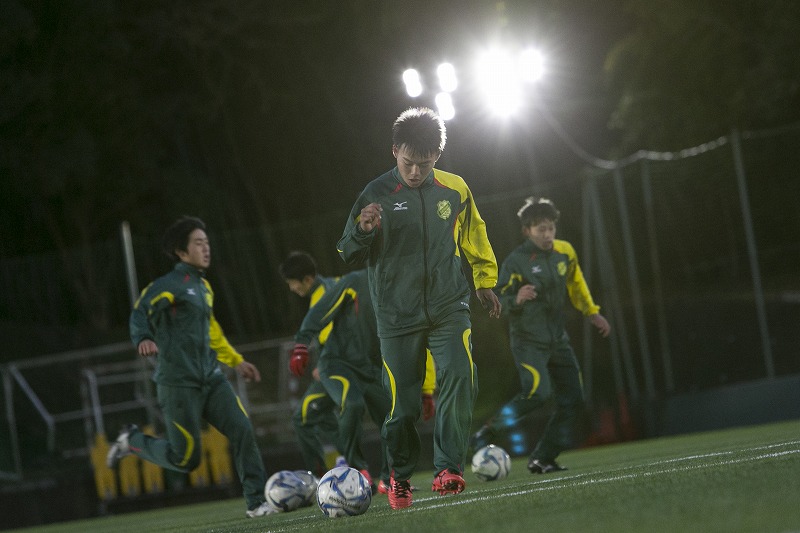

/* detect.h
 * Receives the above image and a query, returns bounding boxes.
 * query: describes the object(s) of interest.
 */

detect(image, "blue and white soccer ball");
[265,470,308,512]
[471,444,511,481]
[316,466,372,517]
[292,470,320,507]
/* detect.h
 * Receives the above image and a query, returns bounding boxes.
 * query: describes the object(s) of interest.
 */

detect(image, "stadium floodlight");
[437,62,458,93]
[519,48,544,83]
[475,48,523,117]
[435,92,455,121]
[403,68,423,97]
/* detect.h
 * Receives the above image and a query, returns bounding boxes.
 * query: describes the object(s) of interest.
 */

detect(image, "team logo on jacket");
[436,200,452,220]
[557,261,567,276]
[393,201,408,211]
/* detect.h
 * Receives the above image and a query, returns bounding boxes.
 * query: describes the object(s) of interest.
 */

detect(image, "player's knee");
[525,380,553,403]
[168,446,202,471]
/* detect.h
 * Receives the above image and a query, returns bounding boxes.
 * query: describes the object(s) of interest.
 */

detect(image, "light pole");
[399,47,545,121]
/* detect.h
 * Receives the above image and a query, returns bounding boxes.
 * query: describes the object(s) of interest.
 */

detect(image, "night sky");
[2,0,799,354]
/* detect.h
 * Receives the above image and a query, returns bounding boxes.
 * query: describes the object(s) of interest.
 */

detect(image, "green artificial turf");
[14,419,800,533]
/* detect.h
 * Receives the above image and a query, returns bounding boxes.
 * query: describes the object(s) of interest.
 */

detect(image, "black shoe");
[527,458,567,474]
[470,425,495,453]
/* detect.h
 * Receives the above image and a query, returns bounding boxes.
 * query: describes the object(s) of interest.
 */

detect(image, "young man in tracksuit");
[338,107,502,509]
[289,269,388,491]
[471,197,610,473]
[279,251,341,478]
[108,216,274,518]
[288,269,439,494]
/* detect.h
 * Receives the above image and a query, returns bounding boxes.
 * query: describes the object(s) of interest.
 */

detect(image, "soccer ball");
[292,470,320,507]
[316,466,372,517]
[265,470,308,512]
[471,444,511,481]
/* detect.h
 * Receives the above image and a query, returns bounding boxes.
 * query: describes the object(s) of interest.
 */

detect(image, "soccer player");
[108,216,275,518]
[279,251,342,477]
[471,197,611,473]
[288,268,390,491]
[338,107,501,509]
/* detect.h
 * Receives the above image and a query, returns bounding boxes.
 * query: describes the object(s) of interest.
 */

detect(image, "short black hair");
[392,107,446,157]
[279,251,317,281]
[162,216,206,261]
[517,197,560,227]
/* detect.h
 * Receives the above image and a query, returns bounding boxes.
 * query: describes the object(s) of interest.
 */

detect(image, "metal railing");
[1,337,296,480]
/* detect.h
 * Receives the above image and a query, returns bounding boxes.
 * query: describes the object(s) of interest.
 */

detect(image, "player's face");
[523,219,556,251]
[393,144,439,188]
[177,228,211,270]
[287,275,315,297]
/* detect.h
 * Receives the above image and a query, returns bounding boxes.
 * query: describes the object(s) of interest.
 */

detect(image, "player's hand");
[359,203,382,233]
[289,344,310,377]
[590,314,611,338]
[422,393,436,421]
[515,284,537,305]
[236,360,262,383]
[476,288,502,318]
[138,339,159,357]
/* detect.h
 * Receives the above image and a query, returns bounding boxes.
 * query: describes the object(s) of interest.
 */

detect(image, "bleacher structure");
[0,337,306,502]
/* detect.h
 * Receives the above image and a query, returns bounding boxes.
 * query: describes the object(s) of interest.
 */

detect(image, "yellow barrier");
[205,426,233,485]
[92,425,233,499]
[89,434,117,500]
[140,426,164,494]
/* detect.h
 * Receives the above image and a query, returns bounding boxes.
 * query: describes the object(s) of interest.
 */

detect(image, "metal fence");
[0,337,302,480]
[573,125,800,434]
[2,123,799,480]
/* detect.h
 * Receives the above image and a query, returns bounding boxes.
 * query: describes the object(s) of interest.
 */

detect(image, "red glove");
[289,344,309,377]
[422,393,435,421]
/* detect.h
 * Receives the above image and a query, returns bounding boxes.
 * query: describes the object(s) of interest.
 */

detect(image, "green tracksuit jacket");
[495,238,600,344]
[337,167,498,337]
[130,262,244,385]
[295,270,381,380]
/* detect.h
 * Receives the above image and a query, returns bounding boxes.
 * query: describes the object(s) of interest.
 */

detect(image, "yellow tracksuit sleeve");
[434,169,499,290]
[556,240,601,316]
[210,314,244,368]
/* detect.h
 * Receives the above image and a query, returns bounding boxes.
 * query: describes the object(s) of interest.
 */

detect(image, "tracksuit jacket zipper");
[419,188,432,324]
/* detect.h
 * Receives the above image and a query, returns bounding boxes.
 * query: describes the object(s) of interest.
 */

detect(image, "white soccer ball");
[316,466,372,518]
[471,444,511,481]
[265,470,308,512]
[292,470,320,507]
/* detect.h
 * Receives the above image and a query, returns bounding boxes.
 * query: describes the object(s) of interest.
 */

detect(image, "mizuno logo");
[531,266,542,274]
[187,288,196,296]
[393,202,408,211]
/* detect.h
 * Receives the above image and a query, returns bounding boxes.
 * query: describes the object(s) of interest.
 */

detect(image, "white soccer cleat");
[246,501,280,518]
[106,424,137,468]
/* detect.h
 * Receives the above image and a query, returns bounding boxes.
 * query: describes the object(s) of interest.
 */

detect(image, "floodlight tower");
[474,46,544,117]
[401,62,459,120]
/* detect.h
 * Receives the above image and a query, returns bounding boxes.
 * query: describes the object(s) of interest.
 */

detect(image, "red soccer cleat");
[431,469,465,495]
[388,475,413,509]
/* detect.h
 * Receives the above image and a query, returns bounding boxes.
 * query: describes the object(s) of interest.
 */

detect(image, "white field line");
[252,439,800,531]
